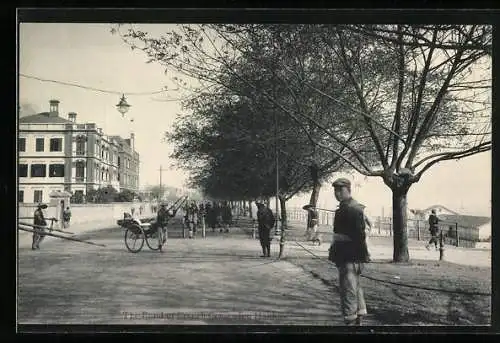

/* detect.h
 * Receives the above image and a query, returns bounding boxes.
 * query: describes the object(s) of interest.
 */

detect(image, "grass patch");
[286,255,490,325]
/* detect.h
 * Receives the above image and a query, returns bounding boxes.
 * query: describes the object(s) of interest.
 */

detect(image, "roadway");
[17,225,340,325]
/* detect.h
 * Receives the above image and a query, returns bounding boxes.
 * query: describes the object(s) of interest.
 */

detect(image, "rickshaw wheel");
[124,225,145,253]
[144,226,162,251]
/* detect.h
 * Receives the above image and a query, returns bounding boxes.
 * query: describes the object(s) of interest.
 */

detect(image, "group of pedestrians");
[203,201,233,234]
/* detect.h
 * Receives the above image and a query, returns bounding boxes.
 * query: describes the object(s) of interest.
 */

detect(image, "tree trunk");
[307,163,321,228]
[248,200,253,219]
[278,196,287,258]
[392,187,410,262]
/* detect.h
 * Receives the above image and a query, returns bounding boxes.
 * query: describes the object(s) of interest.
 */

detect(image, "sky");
[18,23,492,217]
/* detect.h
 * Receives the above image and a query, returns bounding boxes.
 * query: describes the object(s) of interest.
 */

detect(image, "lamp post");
[116,94,131,117]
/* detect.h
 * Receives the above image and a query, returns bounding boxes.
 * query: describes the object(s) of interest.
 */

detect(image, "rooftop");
[439,214,491,229]
[19,112,73,124]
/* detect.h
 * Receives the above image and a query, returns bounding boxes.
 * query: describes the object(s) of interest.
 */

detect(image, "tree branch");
[414,141,491,180]
[389,25,405,170]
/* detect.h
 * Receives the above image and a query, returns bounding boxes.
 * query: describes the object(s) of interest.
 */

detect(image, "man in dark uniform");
[328,178,368,325]
[426,209,440,250]
[256,201,275,258]
[32,203,48,250]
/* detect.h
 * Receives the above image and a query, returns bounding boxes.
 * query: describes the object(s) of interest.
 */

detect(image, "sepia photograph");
[16,11,492,330]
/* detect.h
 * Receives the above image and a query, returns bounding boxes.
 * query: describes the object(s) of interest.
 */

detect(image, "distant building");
[109,135,140,194]
[409,205,460,220]
[409,204,490,241]
[438,214,491,241]
[18,99,140,204]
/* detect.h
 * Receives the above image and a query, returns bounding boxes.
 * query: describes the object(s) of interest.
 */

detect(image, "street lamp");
[116,94,131,116]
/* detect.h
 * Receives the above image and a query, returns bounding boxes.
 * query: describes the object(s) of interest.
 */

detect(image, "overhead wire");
[19,73,168,96]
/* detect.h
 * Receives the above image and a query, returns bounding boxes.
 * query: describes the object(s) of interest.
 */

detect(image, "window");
[50,138,63,152]
[49,164,65,177]
[18,138,26,152]
[31,164,46,177]
[18,164,28,177]
[76,139,85,155]
[18,190,24,203]
[118,156,121,167]
[35,138,44,152]
[75,162,85,181]
[34,190,43,203]
[117,173,120,182]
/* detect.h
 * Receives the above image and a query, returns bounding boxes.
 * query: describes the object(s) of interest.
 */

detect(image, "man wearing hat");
[303,204,321,245]
[32,203,48,250]
[256,201,275,258]
[156,202,176,249]
[426,209,440,250]
[329,178,368,325]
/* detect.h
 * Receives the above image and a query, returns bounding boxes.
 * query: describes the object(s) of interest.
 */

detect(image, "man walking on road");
[256,201,275,258]
[426,209,440,251]
[329,178,368,326]
[62,206,72,229]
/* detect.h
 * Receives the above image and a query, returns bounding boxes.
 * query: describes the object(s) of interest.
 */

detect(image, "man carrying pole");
[32,203,48,250]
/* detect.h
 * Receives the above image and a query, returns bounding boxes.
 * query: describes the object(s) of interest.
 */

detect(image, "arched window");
[75,135,86,155]
[75,160,85,182]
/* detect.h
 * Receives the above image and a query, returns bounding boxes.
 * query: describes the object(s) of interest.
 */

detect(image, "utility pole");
[158,165,168,201]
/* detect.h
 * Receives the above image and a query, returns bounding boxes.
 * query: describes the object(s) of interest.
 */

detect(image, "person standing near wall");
[62,206,72,229]
[328,178,368,326]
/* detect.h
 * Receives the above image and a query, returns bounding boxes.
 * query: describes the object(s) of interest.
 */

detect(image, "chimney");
[68,112,77,123]
[130,133,135,151]
[49,99,60,117]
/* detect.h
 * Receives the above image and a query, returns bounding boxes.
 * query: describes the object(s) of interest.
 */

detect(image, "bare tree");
[114,24,491,262]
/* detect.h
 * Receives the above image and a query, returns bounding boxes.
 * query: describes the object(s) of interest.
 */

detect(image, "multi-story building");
[109,134,140,194]
[18,99,140,203]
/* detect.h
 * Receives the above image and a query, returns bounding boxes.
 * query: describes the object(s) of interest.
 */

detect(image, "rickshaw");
[118,215,165,253]
[118,196,188,253]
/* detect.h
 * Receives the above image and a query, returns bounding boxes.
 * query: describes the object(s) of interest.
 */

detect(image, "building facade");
[18,99,140,204]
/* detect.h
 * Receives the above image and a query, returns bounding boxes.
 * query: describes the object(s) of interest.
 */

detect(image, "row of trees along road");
[113,24,491,262]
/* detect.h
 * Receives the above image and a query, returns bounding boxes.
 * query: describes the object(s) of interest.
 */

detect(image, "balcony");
[73,177,86,183]
[75,150,86,156]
